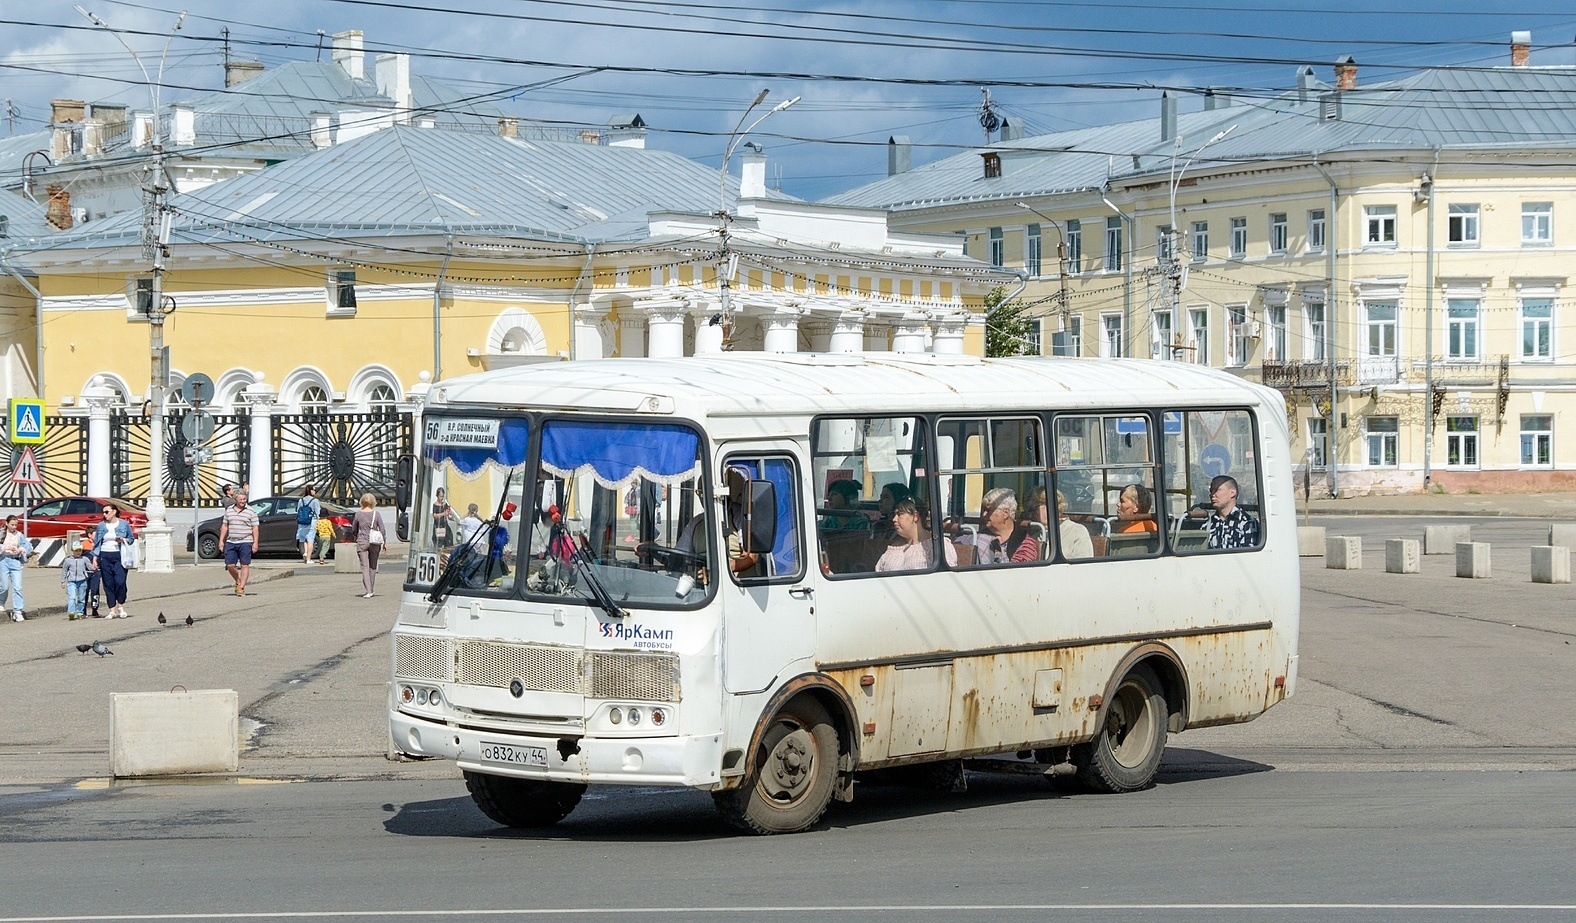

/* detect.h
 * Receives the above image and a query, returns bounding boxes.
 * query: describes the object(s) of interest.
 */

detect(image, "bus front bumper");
[391,711,725,788]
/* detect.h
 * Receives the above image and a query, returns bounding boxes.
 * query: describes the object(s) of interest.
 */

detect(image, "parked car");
[186,496,356,560]
[9,496,149,540]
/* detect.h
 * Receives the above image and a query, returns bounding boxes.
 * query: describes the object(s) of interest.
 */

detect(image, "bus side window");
[937,416,1047,568]
[1053,413,1161,560]
[723,456,804,583]
[811,416,928,576]
[1165,409,1264,553]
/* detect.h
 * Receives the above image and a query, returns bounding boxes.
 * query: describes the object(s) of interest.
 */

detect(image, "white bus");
[389,354,1299,834]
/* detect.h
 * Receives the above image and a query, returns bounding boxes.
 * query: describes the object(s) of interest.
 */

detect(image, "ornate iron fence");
[272,411,412,505]
[110,411,251,507]
[0,415,88,507]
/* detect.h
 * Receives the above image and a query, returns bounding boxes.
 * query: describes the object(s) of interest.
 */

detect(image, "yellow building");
[830,47,1576,495]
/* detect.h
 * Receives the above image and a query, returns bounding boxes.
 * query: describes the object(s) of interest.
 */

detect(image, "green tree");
[984,285,1034,358]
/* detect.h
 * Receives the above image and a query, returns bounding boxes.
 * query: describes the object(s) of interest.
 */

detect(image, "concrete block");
[1325,535,1361,569]
[110,689,238,777]
[1455,542,1491,579]
[1531,545,1571,585]
[1425,523,1471,555]
[1297,526,1327,557]
[334,542,360,574]
[1385,539,1420,574]
[1549,524,1576,553]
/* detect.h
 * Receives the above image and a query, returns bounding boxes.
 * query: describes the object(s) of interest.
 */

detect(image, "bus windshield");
[524,420,709,608]
[408,415,531,596]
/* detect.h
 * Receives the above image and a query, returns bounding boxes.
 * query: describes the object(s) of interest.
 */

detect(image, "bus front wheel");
[464,771,585,828]
[1071,664,1168,793]
[713,697,839,835]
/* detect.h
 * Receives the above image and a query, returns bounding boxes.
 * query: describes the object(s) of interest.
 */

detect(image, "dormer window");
[982,152,1001,179]
[327,268,357,316]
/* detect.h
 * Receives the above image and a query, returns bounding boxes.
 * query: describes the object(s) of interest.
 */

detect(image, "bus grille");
[449,640,679,702]
[586,651,681,702]
[394,634,453,682]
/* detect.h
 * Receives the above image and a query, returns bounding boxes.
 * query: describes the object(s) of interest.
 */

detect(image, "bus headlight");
[416,689,429,706]
[650,708,666,727]
[626,707,642,726]
[608,707,623,725]
[399,685,414,705]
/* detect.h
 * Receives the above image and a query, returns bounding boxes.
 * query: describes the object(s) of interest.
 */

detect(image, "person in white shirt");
[0,515,34,621]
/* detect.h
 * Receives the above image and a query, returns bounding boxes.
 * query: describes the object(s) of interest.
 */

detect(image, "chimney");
[132,110,154,149]
[1334,55,1357,91]
[91,103,127,132]
[225,59,265,87]
[1160,91,1178,143]
[81,118,103,156]
[1296,65,1316,103]
[739,144,767,199]
[50,99,86,125]
[170,102,196,146]
[332,30,364,80]
[888,135,912,176]
[999,119,1021,142]
[310,111,332,149]
[45,184,73,230]
[374,53,412,121]
[605,113,647,149]
[498,117,519,138]
[1511,31,1531,66]
[1203,88,1232,111]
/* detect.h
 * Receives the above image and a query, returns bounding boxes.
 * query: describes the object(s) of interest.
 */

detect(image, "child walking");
[60,542,91,620]
[314,514,335,564]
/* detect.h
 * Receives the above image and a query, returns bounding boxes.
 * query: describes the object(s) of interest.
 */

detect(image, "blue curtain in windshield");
[540,421,701,488]
[422,417,530,477]
[761,457,800,576]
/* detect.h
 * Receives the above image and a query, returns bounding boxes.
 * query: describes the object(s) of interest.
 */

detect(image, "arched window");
[300,386,329,415]
[368,383,398,416]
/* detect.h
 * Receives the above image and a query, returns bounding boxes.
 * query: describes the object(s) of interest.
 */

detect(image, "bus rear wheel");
[713,697,839,835]
[464,771,585,828]
[1071,664,1168,793]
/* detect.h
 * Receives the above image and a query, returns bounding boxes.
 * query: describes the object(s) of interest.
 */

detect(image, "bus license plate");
[479,741,548,768]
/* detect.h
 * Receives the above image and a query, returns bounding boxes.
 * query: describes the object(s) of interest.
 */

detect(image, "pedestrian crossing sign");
[7,399,45,445]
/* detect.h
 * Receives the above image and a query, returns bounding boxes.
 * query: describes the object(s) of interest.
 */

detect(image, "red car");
[10,496,149,540]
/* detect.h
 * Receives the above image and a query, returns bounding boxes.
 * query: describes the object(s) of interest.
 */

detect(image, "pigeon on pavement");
[157,613,167,625]
[75,643,92,654]
[185,614,194,627]
[91,640,113,657]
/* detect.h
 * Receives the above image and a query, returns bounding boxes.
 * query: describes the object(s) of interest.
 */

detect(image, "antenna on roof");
[315,29,326,61]
[221,26,230,67]
[979,87,1001,143]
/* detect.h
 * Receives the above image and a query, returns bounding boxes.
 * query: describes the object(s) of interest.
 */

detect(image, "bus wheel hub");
[766,729,814,799]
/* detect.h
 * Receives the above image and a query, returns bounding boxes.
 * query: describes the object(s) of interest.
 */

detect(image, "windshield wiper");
[557,524,627,620]
[428,470,516,604]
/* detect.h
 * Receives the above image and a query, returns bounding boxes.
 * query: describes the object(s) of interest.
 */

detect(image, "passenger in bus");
[818,479,866,532]
[1204,475,1261,549]
[1113,484,1159,534]
[958,487,1038,564]
[875,498,956,572]
[872,482,913,539]
[1055,490,1096,560]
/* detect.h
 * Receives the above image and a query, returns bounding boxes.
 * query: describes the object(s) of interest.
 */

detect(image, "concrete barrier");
[1425,524,1471,555]
[1455,542,1491,579]
[1326,536,1361,569]
[1550,524,1576,553]
[334,542,360,574]
[1297,526,1327,557]
[1531,545,1571,585]
[1385,539,1420,574]
[110,688,238,777]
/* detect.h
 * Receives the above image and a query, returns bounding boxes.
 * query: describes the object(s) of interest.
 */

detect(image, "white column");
[828,311,867,354]
[642,297,689,359]
[803,319,833,353]
[618,314,647,358]
[891,313,928,354]
[762,303,806,353]
[931,313,968,356]
[84,382,116,498]
[243,383,277,498]
[573,304,606,360]
[690,300,725,355]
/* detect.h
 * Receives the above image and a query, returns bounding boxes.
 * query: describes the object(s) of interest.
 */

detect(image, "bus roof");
[428,354,1278,419]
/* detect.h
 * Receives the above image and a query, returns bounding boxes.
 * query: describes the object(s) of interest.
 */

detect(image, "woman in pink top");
[875,499,957,573]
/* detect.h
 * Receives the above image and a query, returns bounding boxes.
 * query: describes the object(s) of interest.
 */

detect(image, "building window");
[300,385,330,415]
[1521,415,1553,467]
[1305,300,1326,360]
[368,383,399,415]
[1156,226,1174,262]
[1445,416,1478,468]
[1053,315,1082,357]
[1446,298,1480,360]
[133,277,154,315]
[327,268,358,315]
[1308,417,1328,468]
[1190,307,1209,365]
[1026,318,1043,355]
[1191,221,1208,262]
[1229,217,1247,258]
[1066,219,1081,275]
[1153,309,1174,359]
[982,152,1002,179]
[1307,209,1325,252]
[1269,213,1288,254]
[1100,313,1124,358]
[988,227,1004,267]
[1521,297,1553,361]
[1522,203,1552,246]
[1448,204,1479,247]
[1266,305,1287,361]
[1364,205,1397,247]
[1026,224,1042,278]
[1227,304,1251,366]
[1365,301,1398,357]
[1365,416,1399,467]
[1104,217,1123,272]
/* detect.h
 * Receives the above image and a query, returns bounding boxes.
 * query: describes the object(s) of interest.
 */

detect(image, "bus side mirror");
[396,510,410,543]
[745,480,777,555]
[394,454,415,510]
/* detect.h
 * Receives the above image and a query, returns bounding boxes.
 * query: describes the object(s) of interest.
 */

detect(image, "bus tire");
[463,771,585,828]
[1071,664,1168,793]
[713,696,839,835]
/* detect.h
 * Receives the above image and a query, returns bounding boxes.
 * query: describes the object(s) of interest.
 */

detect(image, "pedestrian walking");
[220,490,260,596]
[91,503,136,618]
[0,514,34,621]
[353,493,387,598]
[296,484,321,565]
[60,541,91,620]
[80,533,103,617]
[314,514,335,564]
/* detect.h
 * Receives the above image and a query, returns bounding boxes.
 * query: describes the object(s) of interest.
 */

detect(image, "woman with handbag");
[353,493,388,598]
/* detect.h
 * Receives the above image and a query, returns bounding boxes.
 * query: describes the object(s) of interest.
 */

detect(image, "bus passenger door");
[719,448,817,695]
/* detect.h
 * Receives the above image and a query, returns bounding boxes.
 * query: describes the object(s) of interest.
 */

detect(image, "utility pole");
[714,90,798,344]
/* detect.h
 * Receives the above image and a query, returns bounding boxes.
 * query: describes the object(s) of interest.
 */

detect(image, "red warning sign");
[10,446,42,485]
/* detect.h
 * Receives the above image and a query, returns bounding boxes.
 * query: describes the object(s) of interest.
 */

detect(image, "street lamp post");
[77,6,186,574]
[1165,124,1235,359]
[714,90,798,342]
[1015,202,1069,352]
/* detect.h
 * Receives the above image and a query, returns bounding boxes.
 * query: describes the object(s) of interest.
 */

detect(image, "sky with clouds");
[4,0,1576,200]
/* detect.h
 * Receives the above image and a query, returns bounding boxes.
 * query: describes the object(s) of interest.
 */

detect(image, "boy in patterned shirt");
[1205,475,1261,550]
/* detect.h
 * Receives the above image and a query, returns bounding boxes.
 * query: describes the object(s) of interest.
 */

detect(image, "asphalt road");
[1,514,1573,921]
